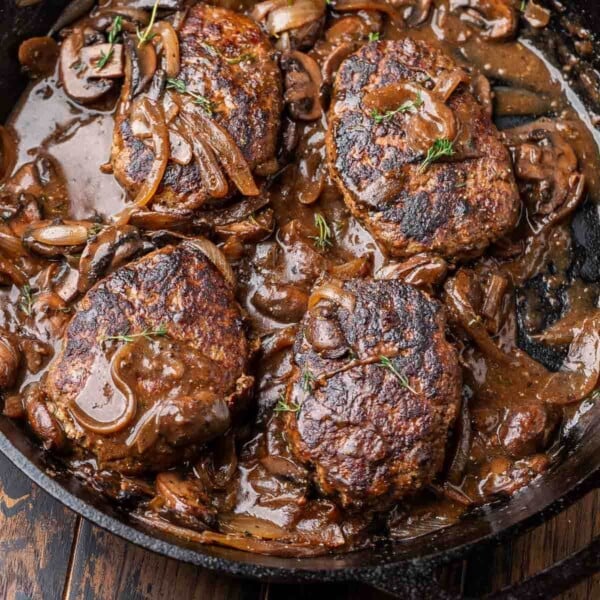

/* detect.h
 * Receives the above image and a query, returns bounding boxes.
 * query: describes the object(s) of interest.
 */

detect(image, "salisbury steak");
[43,242,253,473]
[112,3,282,214]
[283,279,461,508]
[326,38,520,258]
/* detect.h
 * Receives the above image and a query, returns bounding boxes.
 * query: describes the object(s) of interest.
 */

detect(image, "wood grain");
[0,452,597,599]
[63,518,263,600]
[0,451,78,600]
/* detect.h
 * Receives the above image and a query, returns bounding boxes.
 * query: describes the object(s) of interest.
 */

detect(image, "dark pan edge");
[1,427,598,585]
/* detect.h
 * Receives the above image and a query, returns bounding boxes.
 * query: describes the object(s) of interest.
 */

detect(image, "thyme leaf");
[202,43,256,65]
[368,32,380,42]
[137,0,160,47]
[310,213,333,251]
[274,394,301,413]
[165,77,214,114]
[371,92,423,124]
[102,323,168,344]
[378,355,416,393]
[19,284,34,316]
[302,369,316,392]
[418,138,455,173]
[96,15,123,71]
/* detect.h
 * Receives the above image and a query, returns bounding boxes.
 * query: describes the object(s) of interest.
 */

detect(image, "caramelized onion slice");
[308,282,356,312]
[183,238,236,288]
[263,0,326,35]
[0,126,16,181]
[538,318,600,405]
[70,344,138,435]
[183,109,259,197]
[364,82,457,151]
[334,0,404,26]
[152,21,180,78]
[112,98,169,225]
[177,113,229,199]
[132,513,329,557]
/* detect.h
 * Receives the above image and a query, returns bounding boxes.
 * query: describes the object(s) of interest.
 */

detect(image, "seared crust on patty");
[112,3,282,214]
[45,242,253,472]
[326,38,520,259]
[284,279,461,508]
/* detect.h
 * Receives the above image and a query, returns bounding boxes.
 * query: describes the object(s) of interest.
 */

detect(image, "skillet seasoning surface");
[1,0,600,556]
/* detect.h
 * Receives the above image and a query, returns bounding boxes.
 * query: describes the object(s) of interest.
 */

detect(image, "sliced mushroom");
[215,209,275,243]
[449,0,518,41]
[376,253,448,289]
[502,119,585,230]
[282,51,323,121]
[78,225,149,292]
[18,37,59,78]
[58,28,116,105]
[23,382,66,451]
[0,333,20,390]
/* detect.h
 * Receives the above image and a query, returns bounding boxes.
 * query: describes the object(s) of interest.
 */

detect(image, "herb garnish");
[370,92,423,124]
[97,16,123,71]
[302,369,316,392]
[274,395,301,413]
[19,284,34,316]
[102,324,168,344]
[418,138,455,173]
[378,355,416,393]
[311,213,333,251]
[520,0,527,12]
[202,43,255,65]
[165,78,214,114]
[88,223,103,238]
[368,32,380,42]
[137,0,160,47]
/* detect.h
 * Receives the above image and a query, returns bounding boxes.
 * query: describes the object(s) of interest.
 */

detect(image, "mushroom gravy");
[1,0,600,556]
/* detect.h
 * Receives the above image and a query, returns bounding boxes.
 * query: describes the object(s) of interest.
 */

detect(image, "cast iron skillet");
[0,1,599,597]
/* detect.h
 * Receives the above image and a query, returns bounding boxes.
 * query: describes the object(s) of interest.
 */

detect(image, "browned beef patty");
[283,278,461,508]
[112,3,282,214]
[326,38,520,259]
[45,242,253,473]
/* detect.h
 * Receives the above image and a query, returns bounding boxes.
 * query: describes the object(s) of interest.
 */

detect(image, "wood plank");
[0,451,77,599]
[463,488,600,598]
[64,518,264,600]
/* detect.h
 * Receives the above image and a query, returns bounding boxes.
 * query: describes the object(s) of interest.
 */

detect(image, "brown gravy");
[1,0,600,556]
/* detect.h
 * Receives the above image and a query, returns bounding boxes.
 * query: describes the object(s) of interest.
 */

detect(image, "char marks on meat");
[44,242,253,473]
[326,39,521,258]
[112,3,282,214]
[284,279,461,508]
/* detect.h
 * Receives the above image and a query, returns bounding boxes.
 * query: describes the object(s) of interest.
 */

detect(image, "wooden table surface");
[0,451,598,600]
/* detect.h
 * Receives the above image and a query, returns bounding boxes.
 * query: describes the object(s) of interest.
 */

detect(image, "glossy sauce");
[1,0,600,555]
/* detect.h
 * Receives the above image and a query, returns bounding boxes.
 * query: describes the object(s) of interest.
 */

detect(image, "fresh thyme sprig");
[371,92,423,124]
[520,0,527,12]
[165,78,214,114]
[418,138,455,173]
[137,0,160,47]
[19,284,34,316]
[368,32,380,42]
[96,15,123,71]
[302,369,316,392]
[378,355,416,393]
[274,394,301,413]
[202,43,256,65]
[102,324,168,344]
[311,213,333,251]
